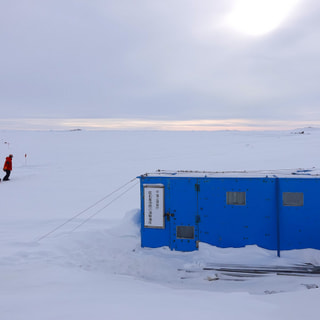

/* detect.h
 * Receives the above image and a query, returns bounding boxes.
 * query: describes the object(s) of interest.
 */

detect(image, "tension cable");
[37,177,138,242]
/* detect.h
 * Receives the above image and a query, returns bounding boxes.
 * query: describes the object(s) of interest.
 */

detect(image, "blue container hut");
[139,170,320,256]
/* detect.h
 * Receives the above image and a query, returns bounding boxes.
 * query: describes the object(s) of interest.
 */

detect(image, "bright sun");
[226,0,300,36]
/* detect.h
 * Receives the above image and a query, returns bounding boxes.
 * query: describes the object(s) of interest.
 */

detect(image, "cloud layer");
[1,0,320,122]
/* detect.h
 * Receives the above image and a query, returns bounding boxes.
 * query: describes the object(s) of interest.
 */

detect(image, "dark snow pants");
[3,170,11,181]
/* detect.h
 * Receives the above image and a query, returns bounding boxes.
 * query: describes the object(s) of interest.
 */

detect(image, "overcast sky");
[1,0,320,126]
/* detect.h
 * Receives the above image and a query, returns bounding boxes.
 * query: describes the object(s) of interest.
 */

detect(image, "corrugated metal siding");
[139,175,320,253]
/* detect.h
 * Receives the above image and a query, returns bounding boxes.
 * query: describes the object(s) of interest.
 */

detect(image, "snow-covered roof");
[140,168,320,178]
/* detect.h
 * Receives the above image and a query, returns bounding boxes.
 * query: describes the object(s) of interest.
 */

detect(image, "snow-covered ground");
[1,128,320,319]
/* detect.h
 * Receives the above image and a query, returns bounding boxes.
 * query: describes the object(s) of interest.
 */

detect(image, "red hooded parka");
[3,156,12,171]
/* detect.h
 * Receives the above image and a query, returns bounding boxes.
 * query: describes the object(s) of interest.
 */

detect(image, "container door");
[168,179,199,251]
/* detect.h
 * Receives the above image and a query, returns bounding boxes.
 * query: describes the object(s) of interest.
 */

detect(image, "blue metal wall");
[279,178,320,250]
[139,175,320,253]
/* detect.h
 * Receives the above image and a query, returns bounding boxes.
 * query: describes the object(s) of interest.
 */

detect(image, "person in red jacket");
[3,154,13,181]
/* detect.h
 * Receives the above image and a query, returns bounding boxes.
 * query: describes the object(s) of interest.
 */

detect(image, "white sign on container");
[144,184,164,228]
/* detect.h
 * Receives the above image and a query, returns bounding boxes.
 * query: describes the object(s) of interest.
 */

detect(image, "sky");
[1,0,320,129]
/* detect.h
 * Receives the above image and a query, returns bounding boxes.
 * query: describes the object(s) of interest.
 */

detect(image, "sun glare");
[226,0,299,36]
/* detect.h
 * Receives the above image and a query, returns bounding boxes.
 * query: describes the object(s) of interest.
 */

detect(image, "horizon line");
[0,118,319,131]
